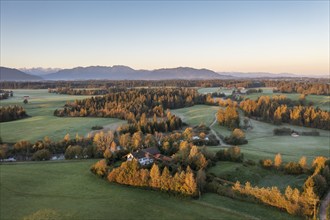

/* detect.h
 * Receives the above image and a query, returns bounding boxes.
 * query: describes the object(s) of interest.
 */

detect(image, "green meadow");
[171,105,219,127]
[173,105,329,163]
[0,160,300,220]
[208,161,307,191]
[0,90,124,143]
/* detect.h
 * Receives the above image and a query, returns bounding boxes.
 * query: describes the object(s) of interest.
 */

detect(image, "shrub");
[224,129,248,145]
[90,159,108,177]
[260,159,273,169]
[273,127,292,135]
[284,162,303,175]
[31,149,51,161]
[301,131,320,136]
[92,125,103,130]
[216,146,244,162]
[65,145,83,159]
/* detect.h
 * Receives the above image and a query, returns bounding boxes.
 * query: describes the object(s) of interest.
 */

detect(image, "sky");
[0,1,329,75]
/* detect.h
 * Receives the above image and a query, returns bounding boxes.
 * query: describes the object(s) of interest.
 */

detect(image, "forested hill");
[0,67,42,81]
[44,66,230,80]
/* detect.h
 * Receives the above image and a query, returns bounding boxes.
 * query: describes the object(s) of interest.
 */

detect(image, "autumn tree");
[150,163,161,188]
[274,153,282,169]
[299,156,308,170]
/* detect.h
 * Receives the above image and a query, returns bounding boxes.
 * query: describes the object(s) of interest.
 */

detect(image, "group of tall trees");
[54,88,206,120]
[0,105,28,122]
[269,81,329,95]
[107,161,199,196]
[216,106,240,130]
[240,95,330,130]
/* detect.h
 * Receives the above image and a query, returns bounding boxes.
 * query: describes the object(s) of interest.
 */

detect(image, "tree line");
[54,88,206,120]
[0,105,28,122]
[48,87,127,96]
[240,95,330,130]
[1,79,327,95]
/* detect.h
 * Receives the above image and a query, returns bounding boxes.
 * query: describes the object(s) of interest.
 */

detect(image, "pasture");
[171,105,219,127]
[211,117,330,163]
[0,160,300,220]
[170,104,329,163]
[0,90,125,143]
[208,161,307,191]
[198,87,330,111]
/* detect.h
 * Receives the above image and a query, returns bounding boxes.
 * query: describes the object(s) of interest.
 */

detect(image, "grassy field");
[211,117,329,163]
[0,160,300,220]
[0,90,125,143]
[171,105,219,127]
[208,161,307,191]
[170,104,329,163]
[198,87,330,111]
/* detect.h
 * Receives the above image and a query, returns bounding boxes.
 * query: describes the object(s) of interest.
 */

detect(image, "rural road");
[210,113,230,147]
[320,190,330,220]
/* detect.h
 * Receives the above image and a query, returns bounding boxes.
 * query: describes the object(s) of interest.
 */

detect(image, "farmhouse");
[192,136,200,140]
[126,147,160,165]
[126,147,171,165]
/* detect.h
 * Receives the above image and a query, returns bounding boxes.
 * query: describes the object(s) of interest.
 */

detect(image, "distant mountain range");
[44,66,229,80]
[0,67,42,81]
[19,67,62,76]
[0,65,327,81]
[1,66,231,81]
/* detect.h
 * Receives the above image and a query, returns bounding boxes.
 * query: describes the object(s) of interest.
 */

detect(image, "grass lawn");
[0,160,300,220]
[0,90,125,143]
[208,161,307,191]
[171,105,219,127]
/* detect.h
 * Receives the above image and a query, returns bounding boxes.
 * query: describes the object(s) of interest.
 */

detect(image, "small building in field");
[291,133,299,137]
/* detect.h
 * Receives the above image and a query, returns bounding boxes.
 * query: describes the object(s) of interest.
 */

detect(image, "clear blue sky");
[1,1,329,75]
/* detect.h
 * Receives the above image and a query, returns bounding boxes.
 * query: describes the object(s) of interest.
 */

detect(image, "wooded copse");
[240,95,330,130]
[0,105,28,122]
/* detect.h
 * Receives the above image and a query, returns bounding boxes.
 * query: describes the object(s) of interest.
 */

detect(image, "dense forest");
[54,88,206,119]
[240,95,330,130]
[0,105,28,122]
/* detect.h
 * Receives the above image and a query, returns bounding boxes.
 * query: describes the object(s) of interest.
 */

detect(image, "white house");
[126,147,160,166]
